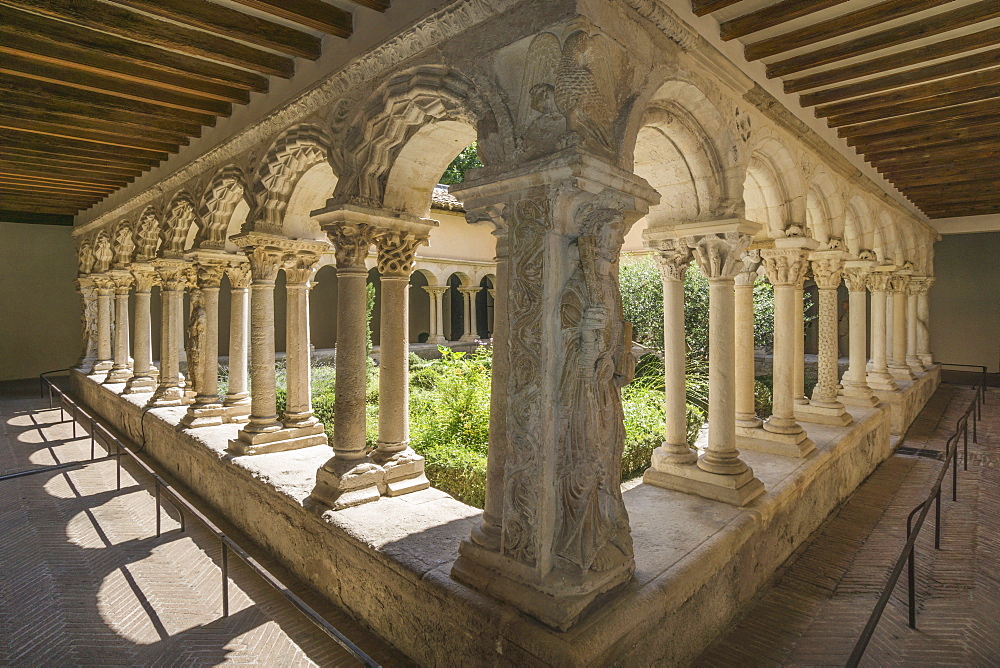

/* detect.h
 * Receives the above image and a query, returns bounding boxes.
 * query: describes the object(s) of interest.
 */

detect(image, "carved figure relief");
[734,106,752,143]
[185,287,207,396]
[554,202,634,574]
[518,30,633,160]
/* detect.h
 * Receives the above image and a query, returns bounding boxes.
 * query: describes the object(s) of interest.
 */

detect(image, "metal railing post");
[155,481,162,538]
[953,439,958,502]
[222,542,230,618]
[934,490,941,550]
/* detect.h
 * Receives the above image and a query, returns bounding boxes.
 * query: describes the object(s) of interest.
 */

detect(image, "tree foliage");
[439,143,483,185]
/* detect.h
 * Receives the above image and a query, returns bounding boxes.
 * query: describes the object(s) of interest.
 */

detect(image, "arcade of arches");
[53,1,968,664]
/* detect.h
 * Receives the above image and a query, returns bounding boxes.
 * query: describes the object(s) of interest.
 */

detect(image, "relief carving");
[375,231,425,277]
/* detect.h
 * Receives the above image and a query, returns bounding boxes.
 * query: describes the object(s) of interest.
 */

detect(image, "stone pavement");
[696,383,1000,666]
[0,382,409,667]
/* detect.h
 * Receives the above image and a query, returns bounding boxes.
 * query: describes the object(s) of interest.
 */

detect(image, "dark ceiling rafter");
[697,0,1000,219]
[0,0,383,219]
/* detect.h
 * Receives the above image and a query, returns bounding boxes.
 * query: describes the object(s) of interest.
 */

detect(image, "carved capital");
[195,262,226,290]
[283,252,321,285]
[843,267,869,293]
[866,272,892,293]
[809,252,845,290]
[245,246,290,283]
[92,274,115,295]
[152,260,190,292]
[888,274,910,293]
[225,262,252,289]
[131,265,159,293]
[375,230,425,277]
[326,223,374,268]
[734,249,761,286]
[109,271,134,294]
[649,239,691,282]
[687,231,753,280]
[423,286,449,297]
[760,248,809,287]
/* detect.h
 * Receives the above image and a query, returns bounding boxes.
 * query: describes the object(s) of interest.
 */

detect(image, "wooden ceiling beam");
[0,104,194,146]
[2,0,295,78]
[0,117,181,153]
[0,74,217,127]
[837,101,999,138]
[747,0,952,62]
[348,0,389,11]
[815,69,1000,118]
[926,206,1000,218]
[0,204,78,216]
[800,49,1000,108]
[825,85,1000,128]
[226,0,352,36]
[0,93,204,137]
[918,197,1000,209]
[0,151,144,177]
[0,56,234,116]
[0,31,253,104]
[881,162,1000,179]
[0,178,118,197]
[766,1,1000,78]
[0,129,167,164]
[868,143,1000,165]
[891,175,999,189]
[844,114,998,145]
[106,0,322,59]
[0,190,102,206]
[0,5,267,93]
[850,123,1000,153]
[0,166,129,188]
[720,0,851,41]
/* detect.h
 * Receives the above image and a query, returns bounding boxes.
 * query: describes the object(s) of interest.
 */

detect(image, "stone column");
[223,262,252,422]
[104,271,134,384]
[124,265,159,394]
[373,229,431,496]
[279,248,328,450]
[423,286,448,344]
[866,270,898,391]
[645,223,766,506]
[648,239,695,464]
[181,259,227,428]
[905,278,923,373]
[93,275,114,373]
[450,156,657,632]
[888,272,915,381]
[147,260,188,406]
[734,250,762,429]
[744,242,816,458]
[311,219,381,508]
[796,251,851,426]
[839,262,878,406]
[458,287,477,342]
[915,277,935,367]
[793,281,808,407]
[74,277,99,374]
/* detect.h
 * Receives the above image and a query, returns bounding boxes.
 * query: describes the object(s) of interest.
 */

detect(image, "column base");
[643,460,765,507]
[736,425,816,458]
[223,394,251,423]
[180,402,225,429]
[458,334,477,343]
[906,358,924,374]
[93,360,113,373]
[147,385,186,407]
[309,456,386,511]
[795,401,853,426]
[228,423,327,456]
[427,336,447,345]
[103,367,133,384]
[451,535,634,632]
[649,443,698,467]
[123,375,157,394]
[918,354,934,367]
[735,415,763,430]
[838,385,880,407]
[888,364,916,381]
[372,447,431,496]
[866,371,899,392]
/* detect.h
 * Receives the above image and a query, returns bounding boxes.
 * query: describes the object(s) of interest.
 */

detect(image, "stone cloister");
[57,2,949,664]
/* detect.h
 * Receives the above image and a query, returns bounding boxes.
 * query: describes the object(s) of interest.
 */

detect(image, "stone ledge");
[70,368,938,665]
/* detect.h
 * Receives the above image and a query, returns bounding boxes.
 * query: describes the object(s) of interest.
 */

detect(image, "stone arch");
[250,125,334,234]
[93,230,113,273]
[627,77,741,226]
[111,219,135,269]
[162,192,199,257]
[446,270,473,288]
[873,210,898,264]
[334,65,509,216]
[805,168,844,245]
[198,165,250,249]
[745,134,802,238]
[413,267,439,285]
[897,220,919,269]
[844,195,874,258]
[134,206,162,262]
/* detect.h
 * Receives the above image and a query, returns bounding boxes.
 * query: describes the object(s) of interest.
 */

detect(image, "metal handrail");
[848,379,985,666]
[26,373,379,668]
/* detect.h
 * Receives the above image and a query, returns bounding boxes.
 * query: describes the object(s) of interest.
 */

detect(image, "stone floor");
[0,381,408,667]
[696,384,1000,666]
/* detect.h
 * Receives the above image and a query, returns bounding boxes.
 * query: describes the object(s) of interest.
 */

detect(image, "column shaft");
[866,273,897,391]
[124,267,158,394]
[662,276,690,451]
[734,279,759,428]
[906,290,920,370]
[105,276,133,383]
[376,277,410,452]
[699,277,744,475]
[793,283,806,405]
[334,267,369,458]
[768,283,799,432]
[95,281,113,371]
[246,278,280,432]
[225,264,251,411]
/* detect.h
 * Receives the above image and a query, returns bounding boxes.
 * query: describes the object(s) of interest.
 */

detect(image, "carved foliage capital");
[155,266,189,292]
[283,252,320,285]
[866,272,892,293]
[761,248,809,287]
[195,262,226,289]
[650,240,691,282]
[109,272,134,294]
[326,223,374,268]
[92,275,115,295]
[688,231,753,280]
[226,263,252,289]
[843,267,869,293]
[245,246,290,283]
[888,274,910,293]
[76,277,97,299]
[375,230,425,277]
[131,267,159,293]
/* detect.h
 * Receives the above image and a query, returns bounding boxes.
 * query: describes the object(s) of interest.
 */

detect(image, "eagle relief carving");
[518,29,633,160]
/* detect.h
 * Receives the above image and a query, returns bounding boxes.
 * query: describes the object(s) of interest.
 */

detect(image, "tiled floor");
[0,382,408,667]
[696,384,1000,666]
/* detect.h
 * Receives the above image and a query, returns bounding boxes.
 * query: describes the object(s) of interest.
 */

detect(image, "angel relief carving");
[518,30,633,160]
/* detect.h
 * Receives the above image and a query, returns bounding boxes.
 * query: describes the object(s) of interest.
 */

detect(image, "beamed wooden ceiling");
[0,0,387,224]
[694,0,1000,220]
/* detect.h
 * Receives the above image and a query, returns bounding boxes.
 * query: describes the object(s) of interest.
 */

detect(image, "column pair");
[905,277,929,373]
[74,277,99,374]
[737,241,817,458]
[838,261,879,407]
[123,265,159,394]
[793,250,852,426]
[310,213,433,510]
[147,259,190,407]
[92,274,115,374]
[227,234,328,454]
[458,287,481,341]
[914,277,935,368]
[180,253,229,428]
[644,221,765,507]
[887,270,915,381]
[865,268,899,392]
[423,285,448,344]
